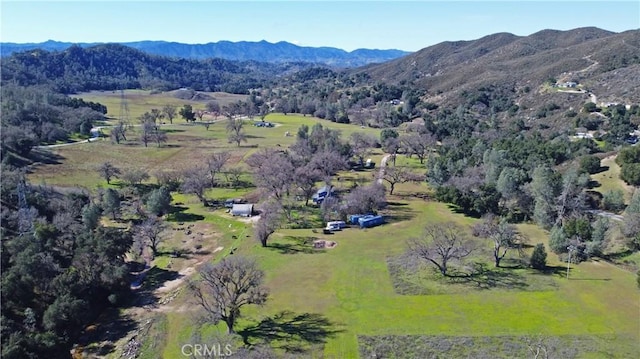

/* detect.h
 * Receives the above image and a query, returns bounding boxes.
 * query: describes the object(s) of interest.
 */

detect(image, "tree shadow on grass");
[166,205,205,222]
[541,265,569,277]
[593,165,609,174]
[239,311,344,353]
[133,266,181,292]
[587,180,602,189]
[268,236,324,255]
[448,263,529,290]
[30,148,65,165]
[384,203,416,222]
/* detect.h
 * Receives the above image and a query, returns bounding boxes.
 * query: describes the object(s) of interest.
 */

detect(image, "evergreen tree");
[548,225,569,254]
[530,243,547,270]
[103,188,121,220]
[146,186,172,216]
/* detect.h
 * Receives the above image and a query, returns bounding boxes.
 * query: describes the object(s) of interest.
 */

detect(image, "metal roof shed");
[231,204,254,217]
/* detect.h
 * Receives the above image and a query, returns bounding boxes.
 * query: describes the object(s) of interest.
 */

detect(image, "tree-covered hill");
[0,44,316,94]
[0,39,410,68]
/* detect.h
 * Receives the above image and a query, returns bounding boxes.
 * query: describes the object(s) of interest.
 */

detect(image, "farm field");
[27,91,640,358]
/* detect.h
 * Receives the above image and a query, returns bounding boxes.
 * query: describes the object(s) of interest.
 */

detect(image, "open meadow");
[27,91,640,358]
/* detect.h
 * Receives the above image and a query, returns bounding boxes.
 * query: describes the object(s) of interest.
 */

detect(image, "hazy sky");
[1,1,639,51]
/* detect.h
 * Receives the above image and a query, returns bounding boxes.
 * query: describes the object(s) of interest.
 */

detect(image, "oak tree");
[189,256,268,333]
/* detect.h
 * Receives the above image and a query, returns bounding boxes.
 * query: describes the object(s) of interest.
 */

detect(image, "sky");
[1,1,639,52]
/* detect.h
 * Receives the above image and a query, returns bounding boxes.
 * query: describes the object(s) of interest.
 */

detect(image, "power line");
[17,178,34,235]
[119,89,130,124]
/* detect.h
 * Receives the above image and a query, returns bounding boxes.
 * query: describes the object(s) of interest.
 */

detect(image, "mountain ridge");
[0,39,410,68]
[353,27,640,103]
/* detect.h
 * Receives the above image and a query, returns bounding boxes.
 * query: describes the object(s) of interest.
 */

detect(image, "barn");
[231,204,254,217]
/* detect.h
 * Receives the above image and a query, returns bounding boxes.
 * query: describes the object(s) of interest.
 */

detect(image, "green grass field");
[591,155,635,203]
[148,198,639,358]
[79,89,248,120]
[30,91,639,358]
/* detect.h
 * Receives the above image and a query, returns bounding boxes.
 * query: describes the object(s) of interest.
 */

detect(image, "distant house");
[231,204,254,217]
[574,132,593,139]
[559,81,578,88]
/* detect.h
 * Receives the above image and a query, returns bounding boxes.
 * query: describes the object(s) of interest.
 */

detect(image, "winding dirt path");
[376,154,392,185]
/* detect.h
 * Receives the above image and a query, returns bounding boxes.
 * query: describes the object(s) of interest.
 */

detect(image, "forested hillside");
[0,44,315,94]
[0,39,410,68]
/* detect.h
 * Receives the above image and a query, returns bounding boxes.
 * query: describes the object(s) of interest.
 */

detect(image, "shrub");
[602,189,625,212]
[621,163,640,186]
[548,226,569,254]
[530,243,547,270]
[579,155,601,174]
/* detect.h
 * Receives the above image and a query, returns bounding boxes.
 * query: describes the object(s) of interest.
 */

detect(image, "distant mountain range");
[0,40,410,68]
[354,27,640,106]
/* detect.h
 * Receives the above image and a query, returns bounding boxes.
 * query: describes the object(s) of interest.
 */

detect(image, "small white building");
[231,204,254,217]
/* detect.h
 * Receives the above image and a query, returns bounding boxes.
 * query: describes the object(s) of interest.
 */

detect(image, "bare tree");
[294,165,323,206]
[407,222,475,276]
[224,166,245,189]
[381,166,421,195]
[555,169,589,226]
[149,108,164,125]
[524,335,559,359]
[181,167,210,205]
[195,109,206,122]
[162,104,177,124]
[259,103,270,120]
[120,168,150,186]
[110,121,128,144]
[348,105,368,127]
[140,121,155,147]
[226,118,247,147]
[382,137,401,166]
[250,151,295,200]
[134,216,167,258]
[206,100,221,118]
[349,132,377,166]
[310,151,347,178]
[472,215,525,267]
[255,200,283,247]
[343,183,386,216]
[97,161,121,184]
[153,127,168,147]
[154,169,183,190]
[189,256,268,333]
[400,132,436,164]
[207,151,231,187]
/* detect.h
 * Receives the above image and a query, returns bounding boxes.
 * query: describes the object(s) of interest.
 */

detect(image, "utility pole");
[566,245,576,279]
